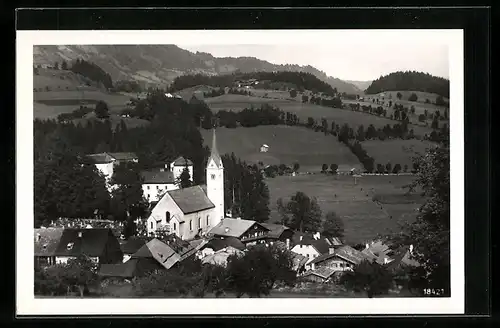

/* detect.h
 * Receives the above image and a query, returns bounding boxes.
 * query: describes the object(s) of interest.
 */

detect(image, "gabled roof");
[201,246,244,267]
[140,170,175,184]
[120,237,146,255]
[107,152,138,161]
[260,223,291,239]
[202,237,246,252]
[171,156,193,167]
[293,234,331,255]
[308,245,369,265]
[34,228,64,256]
[53,228,116,257]
[303,267,336,280]
[131,238,180,270]
[166,185,215,215]
[207,129,223,169]
[361,240,392,265]
[208,218,269,239]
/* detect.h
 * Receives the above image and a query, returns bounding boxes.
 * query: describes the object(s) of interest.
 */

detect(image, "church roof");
[208,129,223,169]
[167,185,215,215]
[140,170,175,184]
[172,156,193,167]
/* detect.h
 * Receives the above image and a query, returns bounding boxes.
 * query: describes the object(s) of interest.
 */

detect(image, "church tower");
[206,129,224,228]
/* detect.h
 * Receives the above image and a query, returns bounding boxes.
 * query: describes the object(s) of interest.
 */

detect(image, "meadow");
[200,125,362,173]
[361,139,436,168]
[205,94,433,136]
[265,174,422,245]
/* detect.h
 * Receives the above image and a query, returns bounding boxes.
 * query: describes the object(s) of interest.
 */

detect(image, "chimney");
[311,263,315,270]
[365,243,369,249]
[329,247,335,254]
[384,257,388,264]
[299,236,303,241]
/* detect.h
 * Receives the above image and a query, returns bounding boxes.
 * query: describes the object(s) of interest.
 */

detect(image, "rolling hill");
[33,45,362,94]
[365,71,450,98]
[344,80,372,92]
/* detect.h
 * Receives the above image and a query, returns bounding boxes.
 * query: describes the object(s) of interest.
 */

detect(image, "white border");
[16,29,464,316]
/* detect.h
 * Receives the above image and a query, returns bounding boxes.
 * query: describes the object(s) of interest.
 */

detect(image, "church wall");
[179,208,216,240]
[146,193,183,236]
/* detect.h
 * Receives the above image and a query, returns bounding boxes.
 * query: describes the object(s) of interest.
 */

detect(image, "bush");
[408,93,418,102]
[340,260,394,298]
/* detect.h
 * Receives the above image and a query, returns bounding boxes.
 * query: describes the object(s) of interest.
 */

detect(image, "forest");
[364,71,450,98]
[70,59,114,90]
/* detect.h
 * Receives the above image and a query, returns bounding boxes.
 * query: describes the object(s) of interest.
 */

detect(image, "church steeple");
[208,129,223,168]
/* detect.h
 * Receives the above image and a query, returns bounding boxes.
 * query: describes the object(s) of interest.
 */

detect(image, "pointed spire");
[209,128,222,168]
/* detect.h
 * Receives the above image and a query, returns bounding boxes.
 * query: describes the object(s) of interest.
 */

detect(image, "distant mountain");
[33,45,362,94]
[344,80,372,92]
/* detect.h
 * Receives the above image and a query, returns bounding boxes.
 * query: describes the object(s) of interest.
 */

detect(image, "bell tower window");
[211,174,216,180]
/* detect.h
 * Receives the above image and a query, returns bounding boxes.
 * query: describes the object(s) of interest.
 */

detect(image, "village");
[34,127,420,298]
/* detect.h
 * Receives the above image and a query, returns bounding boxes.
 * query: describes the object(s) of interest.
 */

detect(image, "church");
[146,129,225,240]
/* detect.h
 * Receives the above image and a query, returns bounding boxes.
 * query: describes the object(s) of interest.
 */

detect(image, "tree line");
[70,59,114,90]
[365,71,450,99]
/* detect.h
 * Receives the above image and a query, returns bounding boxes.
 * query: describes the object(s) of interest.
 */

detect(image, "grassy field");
[361,139,437,168]
[200,126,362,172]
[205,94,433,136]
[266,174,422,244]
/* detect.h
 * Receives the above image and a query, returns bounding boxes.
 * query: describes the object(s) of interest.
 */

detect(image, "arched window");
[206,215,209,225]
[173,222,176,231]
[189,220,193,231]
[150,221,153,229]
[166,211,171,222]
[198,217,201,228]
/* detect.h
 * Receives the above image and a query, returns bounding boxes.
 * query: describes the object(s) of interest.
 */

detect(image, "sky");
[179,44,449,82]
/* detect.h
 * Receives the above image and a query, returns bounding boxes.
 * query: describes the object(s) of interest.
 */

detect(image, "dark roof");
[202,237,246,251]
[261,223,291,239]
[107,152,138,161]
[120,237,146,255]
[86,153,115,164]
[34,228,64,256]
[53,228,116,257]
[140,170,175,184]
[167,185,215,214]
[208,219,269,238]
[293,235,331,255]
[131,238,180,270]
[172,156,193,167]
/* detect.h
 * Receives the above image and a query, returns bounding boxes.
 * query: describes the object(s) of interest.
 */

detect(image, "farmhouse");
[85,152,139,181]
[201,246,244,267]
[141,169,177,202]
[146,129,225,240]
[290,232,332,265]
[308,245,369,272]
[198,236,246,258]
[52,228,123,265]
[302,267,337,283]
[207,218,270,246]
[260,222,294,243]
[34,228,64,267]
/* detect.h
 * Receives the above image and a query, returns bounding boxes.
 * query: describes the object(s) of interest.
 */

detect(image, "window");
[206,215,209,225]
[150,222,153,229]
[333,263,337,268]
[190,220,193,231]
[166,211,171,222]
[173,222,176,231]
[147,186,150,190]
[156,186,160,190]
[211,174,216,180]
[198,218,201,228]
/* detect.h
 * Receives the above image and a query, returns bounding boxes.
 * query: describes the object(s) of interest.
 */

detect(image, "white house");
[170,156,194,182]
[146,129,225,240]
[290,232,331,265]
[85,152,139,182]
[141,168,178,202]
[260,144,269,153]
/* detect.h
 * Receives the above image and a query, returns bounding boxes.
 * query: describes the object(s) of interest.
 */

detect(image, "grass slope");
[361,139,437,168]
[205,94,433,136]
[266,174,422,244]
[200,126,362,172]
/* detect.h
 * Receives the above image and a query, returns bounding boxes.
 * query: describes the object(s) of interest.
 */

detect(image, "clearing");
[200,125,362,173]
[361,139,437,168]
[266,174,422,245]
[204,94,433,136]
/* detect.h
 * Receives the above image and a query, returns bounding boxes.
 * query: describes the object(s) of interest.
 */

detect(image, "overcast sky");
[180,44,449,82]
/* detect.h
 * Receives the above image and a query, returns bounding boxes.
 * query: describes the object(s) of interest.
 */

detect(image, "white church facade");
[146,129,225,240]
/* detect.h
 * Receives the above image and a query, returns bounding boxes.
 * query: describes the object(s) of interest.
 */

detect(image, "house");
[198,236,246,258]
[260,144,269,153]
[302,267,337,283]
[169,156,194,183]
[207,218,270,246]
[85,152,139,182]
[146,129,226,240]
[98,238,180,279]
[290,232,331,265]
[308,245,370,272]
[201,246,244,267]
[361,240,394,265]
[52,228,123,265]
[141,169,178,202]
[119,237,146,263]
[260,223,294,243]
[34,228,64,267]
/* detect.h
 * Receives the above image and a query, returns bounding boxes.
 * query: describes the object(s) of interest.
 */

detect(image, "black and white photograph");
[16,28,465,315]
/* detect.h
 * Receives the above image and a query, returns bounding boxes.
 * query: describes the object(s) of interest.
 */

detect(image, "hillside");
[345,80,372,92]
[33,45,362,94]
[365,71,449,98]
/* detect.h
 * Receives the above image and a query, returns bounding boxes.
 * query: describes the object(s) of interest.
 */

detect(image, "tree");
[278,191,322,232]
[403,164,409,173]
[54,62,59,70]
[418,114,426,122]
[321,164,328,173]
[302,95,309,103]
[176,164,193,189]
[110,162,147,221]
[289,89,297,98]
[322,211,344,239]
[392,163,402,174]
[61,61,68,70]
[435,95,446,106]
[385,162,392,174]
[340,260,394,298]
[408,93,418,102]
[94,101,110,119]
[330,163,338,175]
[396,92,402,100]
[293,162,300,173]
[389,139,450,296]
